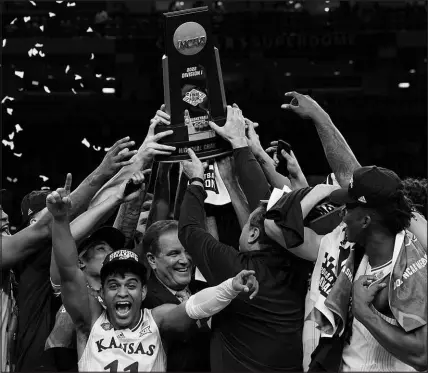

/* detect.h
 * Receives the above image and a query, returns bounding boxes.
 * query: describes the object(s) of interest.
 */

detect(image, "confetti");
[56,1,63,3]
[2,39,6,48]
[67,2,76,6]
[35,43,43,47]
[95,74,102,78]
[39,51,45,57]
[29,0,36,6]
[13,178,18,183]
[65,65,70,73]
[28,48,38,57]
[81,138,90,148]
[13,153,22,158]
[90,53,94,60]
[2,140,15,150]
[43,86,51,93]
[7,108,13,115]
[24,16,31,23]
[74,74,82,80]
[8,132,14,140]
[41,186,50,190]
[104,147,111,152]
[106,77,115,81]
[71,88,77,94]
[1,96,15,104]
[32,81,39,86]
[15,71,24,78]
[93,145,101,151]
[15,124,23,132]
[80,83,84,88]
[6,177,12,182]
[87,27,93,33]
[39,25,44,32]
[39,175,49,182]
[11,18,17,25]
[49,12,56,17]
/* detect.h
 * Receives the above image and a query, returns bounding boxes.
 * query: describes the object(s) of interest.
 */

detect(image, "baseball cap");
[100,249,147,284]
[329,166,402,207]
[78,226,126,256]
[21,190,51,226]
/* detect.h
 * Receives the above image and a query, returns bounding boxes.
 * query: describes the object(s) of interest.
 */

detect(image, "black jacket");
[142,275,211,372]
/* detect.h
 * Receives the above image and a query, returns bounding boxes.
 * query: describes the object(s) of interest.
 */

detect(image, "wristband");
[189,177,204,186]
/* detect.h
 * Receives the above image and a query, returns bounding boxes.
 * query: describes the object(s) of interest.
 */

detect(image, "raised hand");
[281,92,328,122]
[182,148,206,181]
[46,173,73,219]
[208,105,247,149]
[244,118,263,158]
[232,269,259,300]
[216,155,235,183]
[117,169,152,203]
[150,104,171,126]
[99,137,138,177]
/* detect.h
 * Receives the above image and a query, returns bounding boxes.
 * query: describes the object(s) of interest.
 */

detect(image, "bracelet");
[189,177,204,186]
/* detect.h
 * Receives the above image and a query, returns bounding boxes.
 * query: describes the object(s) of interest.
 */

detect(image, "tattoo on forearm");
[315,118,361,187]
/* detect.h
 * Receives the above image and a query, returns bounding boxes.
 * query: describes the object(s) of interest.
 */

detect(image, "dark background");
[1,0,427,227]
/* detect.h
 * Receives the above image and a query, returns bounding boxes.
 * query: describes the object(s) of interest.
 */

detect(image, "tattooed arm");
[146,162,173,229]
[173,164,189,220]
[282,92,361,188]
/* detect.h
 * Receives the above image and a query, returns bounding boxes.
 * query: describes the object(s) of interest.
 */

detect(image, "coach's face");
[103,272,147,330]
[146,229,192,291]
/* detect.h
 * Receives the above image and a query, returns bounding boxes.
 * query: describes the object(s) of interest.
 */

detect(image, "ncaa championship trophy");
[155,6,231,162]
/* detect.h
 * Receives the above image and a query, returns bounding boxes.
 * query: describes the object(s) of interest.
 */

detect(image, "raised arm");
[208,105,271,212]
[217,156,250,229]
[152,270,259,336]
[178,149,244,285]
[90,106,175,208]
[46,174,95,332]
[173,163,189,220]
[282,92,361,188]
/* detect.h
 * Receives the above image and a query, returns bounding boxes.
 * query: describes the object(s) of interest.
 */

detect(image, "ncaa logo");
[183,89,206,106]
[173,22,207,56]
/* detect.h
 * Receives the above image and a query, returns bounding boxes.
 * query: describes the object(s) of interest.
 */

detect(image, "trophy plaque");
[155,6,231,162]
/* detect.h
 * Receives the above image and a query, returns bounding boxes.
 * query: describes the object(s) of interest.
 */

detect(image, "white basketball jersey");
[341,261,416,372]
[78,309,166,372]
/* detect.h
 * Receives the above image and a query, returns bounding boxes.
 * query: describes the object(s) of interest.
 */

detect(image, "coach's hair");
[142,220,178,256]
[248,202,278,248]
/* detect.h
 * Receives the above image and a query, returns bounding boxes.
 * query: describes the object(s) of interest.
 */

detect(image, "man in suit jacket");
[142,220,211,372]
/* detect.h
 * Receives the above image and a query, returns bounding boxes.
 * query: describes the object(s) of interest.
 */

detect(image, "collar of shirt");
[155,274,190,296]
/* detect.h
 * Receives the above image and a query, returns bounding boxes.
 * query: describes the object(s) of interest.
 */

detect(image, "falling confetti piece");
[28,48,38,57]
[71,88,77,94]
[104,147,111,152]
[90,53,94,60]
[95,74,102,78]
[8,132,15,140]
[43,86,51,93]
[65,65,70,73]
[41,186,50,190]
[29,0,36,6]
[39,25,44,31]
[39,175,49,182]
[11,18,17,25]
[81,138,90,148]
[32,81,39,86]
[2,39,6,47]
[15,124,23,132]
[93,145,101,151]
[7,108,13,115]
[35,43,43,47]
[80,83,84,88]
[24,16,31,23]
[75,74,82,80]
[1,96,15,104]
[13,178,18,183]
[2,140,15,150]
[13,153,22,158]
[49,12,56,17]
[18,88,24,92]
[67,2,76,6]
[6,177,12,182]
[106,77,115,81]
[39,51,45,57]
[15,71,24,78]
[56,1,63,2]
[87,27,93,33]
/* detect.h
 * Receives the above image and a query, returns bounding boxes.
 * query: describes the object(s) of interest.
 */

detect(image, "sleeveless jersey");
[78,308,166,372]
[341,260,416,371]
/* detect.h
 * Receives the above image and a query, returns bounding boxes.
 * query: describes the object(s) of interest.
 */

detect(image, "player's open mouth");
[115,302,131,316]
